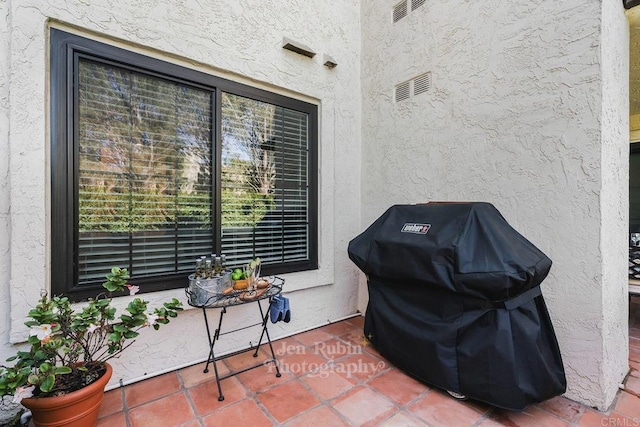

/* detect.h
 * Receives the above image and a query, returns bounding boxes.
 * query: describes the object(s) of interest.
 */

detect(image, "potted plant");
[0,267,183,427]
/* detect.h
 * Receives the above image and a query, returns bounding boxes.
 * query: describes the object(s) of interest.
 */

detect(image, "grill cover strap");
[503,285,542,310]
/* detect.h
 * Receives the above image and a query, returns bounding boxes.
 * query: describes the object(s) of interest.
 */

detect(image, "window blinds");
[77,59,213,285]
[76,60,310,286]
[220,93,310,269]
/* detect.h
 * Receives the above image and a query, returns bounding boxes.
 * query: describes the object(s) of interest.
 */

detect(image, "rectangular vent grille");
[413,72,431,95]
[395,72,432,102]
[393,1,408,23]
[411,0,426,11]
[395,81,411,102]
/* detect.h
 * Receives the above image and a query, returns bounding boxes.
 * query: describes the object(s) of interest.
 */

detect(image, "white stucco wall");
[601,0,630,406]
[0,0,12,373]
[0,0,362,388]
[360,0,628,410]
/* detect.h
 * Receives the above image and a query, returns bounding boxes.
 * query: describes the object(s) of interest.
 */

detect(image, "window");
[50,30,318,300]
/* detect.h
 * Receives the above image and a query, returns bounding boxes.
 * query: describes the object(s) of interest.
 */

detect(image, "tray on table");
[185,276,284,308]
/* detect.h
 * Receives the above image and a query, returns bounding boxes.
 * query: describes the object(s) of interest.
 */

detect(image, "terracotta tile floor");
[96,297,640,426]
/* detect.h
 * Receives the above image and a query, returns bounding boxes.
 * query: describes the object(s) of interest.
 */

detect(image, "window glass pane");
[77,59,213,285]
[220,93,309,268]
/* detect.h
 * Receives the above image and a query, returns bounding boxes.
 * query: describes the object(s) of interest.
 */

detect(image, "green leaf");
[54,366,72,374]
[40,374,55,393]
[113,324,128,333]
[103,281,118,292]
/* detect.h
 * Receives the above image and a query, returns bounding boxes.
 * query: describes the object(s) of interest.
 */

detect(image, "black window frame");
[50,29,318,301]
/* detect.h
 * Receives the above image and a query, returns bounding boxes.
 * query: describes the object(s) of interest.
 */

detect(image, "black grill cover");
[348,202,566,411]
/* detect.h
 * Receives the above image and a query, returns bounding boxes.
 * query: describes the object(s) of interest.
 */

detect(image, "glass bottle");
[205,259,212,278]
[214,256,222,276]
[194,258,202,278]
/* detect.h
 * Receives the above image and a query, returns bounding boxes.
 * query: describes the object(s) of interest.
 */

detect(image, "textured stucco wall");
[600,0,630,407]
[0,0,362,387]
[360,0,627,409]
[0,0,12,372]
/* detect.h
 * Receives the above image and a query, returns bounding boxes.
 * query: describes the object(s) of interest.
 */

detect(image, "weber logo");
[401,223,431,234]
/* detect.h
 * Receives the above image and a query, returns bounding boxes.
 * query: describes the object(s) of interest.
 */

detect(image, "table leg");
[202,306,227,401]
[254,299,282,377]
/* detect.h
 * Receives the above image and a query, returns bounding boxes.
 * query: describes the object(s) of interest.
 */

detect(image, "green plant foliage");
[0,267,183,400]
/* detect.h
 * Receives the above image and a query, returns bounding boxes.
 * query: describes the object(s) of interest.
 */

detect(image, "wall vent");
[413,72,431,95]
[411,0,426,11]
[395,81,411,102]
[393,1,408,23]
[395,72,432,102]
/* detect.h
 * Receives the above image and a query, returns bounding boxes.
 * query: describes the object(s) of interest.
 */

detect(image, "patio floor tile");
[366,368,429,405]
[299,364,357,400]
[476,417,508,427]
[223,346,271,372]
[277,347,328,377]
[96,411,126,427]
[97,388,123,418]
[311,337,359,360]
[124,371,181,408]
[337,350,389,381]
[201,399,273,427]
[178,361,229,388]
[488,405,569,427]
[335,326,368,348]
[286,327,333,347]
[332,386,397,426]
[378,411,430,426]
[577,409,636,426]
[320,319,358,337]
[614,390,640,419]
[236,361,291,392]
[623,375,640,397]
[128,392,195,427]
[96,310,640,426]
[271,335,306,358]
[187,376,246,415]
[362,339,386,358]
[284,405,350,427]
[346,315,365,328]
[409,390,484,426]
[533,395,586,423]
[256,379,320,423]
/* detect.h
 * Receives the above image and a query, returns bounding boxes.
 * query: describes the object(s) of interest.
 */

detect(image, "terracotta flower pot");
[21,362,112,427]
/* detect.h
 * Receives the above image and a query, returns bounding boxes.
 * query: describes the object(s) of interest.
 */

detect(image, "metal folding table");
[186,276,284,401]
